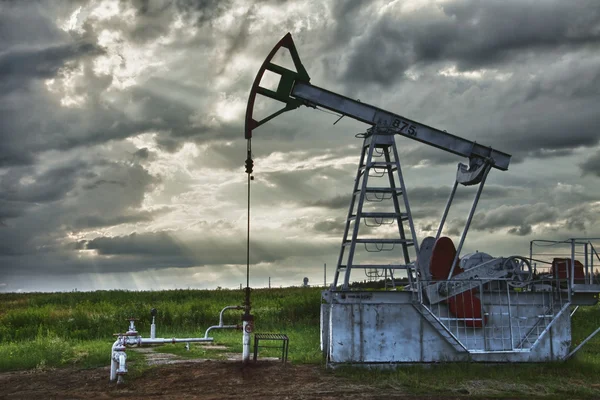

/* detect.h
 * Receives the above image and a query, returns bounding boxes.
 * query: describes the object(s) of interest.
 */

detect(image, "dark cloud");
[72,212,155,229]
[82,179,127,191]
[305,185,516,211]
[490,108,600,156]
[507,224,533,236]
[307,195,350,210]
[133,147,151,160]
[1,0,599,290]
[0,42,103,90]
[325,0,371,51]
[173,0,233,25]
[409,185,515,206]
[0,2,73,51]
[63,229,336,274]
[580,149,600,177]
[313,218,345,235]
[446,203,559,237]
[0,162,86,203]
[0,156,159,261]
[341,0,600,86]
[85,231,183,256]
[0,200,31,222]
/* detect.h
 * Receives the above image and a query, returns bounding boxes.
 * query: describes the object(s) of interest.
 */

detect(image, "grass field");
[0,287,322,371]
[1,287,600,397]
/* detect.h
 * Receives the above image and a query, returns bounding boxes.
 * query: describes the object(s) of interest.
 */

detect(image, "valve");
[245,157,254,174]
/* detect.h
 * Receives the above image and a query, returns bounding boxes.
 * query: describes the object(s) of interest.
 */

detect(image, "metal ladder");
[333,129,419,290]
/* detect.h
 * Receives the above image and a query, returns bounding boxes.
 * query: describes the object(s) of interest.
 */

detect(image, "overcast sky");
[1,0,599,292]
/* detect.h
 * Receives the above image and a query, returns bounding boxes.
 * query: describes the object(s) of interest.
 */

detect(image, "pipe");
[218,306,243,326]
[202,306,243,338]
[571,238,576,289]
[110,340,119,381]
[117,353,127,375]
[140,337,214,345]
[204,325,239,339]
[242,320,251,362]
[110,338,128,383]
[109,305,244,381]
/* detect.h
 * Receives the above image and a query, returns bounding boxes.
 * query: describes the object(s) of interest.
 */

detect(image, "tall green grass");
[0,287,322,371]
[0,287,322,342]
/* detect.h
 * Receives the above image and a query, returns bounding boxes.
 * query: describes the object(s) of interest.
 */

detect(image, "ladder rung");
[348,212,409,222]
[359,162,397,170]
[339,264,411,270]
[366,187,403,193]
[361,212,408,219]
[353,187,403,196]
[344,239,414,245]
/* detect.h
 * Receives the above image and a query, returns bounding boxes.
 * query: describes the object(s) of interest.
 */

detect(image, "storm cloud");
[0,0,599,291]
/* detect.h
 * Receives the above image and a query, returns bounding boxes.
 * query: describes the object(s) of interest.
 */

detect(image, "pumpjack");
[245,33,600,364]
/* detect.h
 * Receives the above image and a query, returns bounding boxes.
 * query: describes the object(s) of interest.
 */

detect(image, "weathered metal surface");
[320,304,330,356]
[321,290,571,364]
[291,82,511,171]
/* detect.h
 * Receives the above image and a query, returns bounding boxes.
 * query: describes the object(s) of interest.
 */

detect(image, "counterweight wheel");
[503,256,533,288]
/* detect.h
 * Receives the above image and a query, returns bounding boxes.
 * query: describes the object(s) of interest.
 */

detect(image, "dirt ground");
[0,360,494,400]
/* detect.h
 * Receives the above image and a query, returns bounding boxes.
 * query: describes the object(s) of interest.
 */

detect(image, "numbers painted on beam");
[391,119,417,136]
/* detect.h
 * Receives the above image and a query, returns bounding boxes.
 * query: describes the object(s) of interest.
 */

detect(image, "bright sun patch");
[439,65,513,81]
[45,63,87,108]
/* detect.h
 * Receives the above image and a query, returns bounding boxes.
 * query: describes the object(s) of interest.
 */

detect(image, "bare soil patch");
[0,361,486,400]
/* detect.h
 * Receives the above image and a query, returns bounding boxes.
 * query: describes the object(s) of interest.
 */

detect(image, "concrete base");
[321,290,571,365]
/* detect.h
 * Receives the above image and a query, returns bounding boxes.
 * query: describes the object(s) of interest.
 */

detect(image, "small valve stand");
[109,305,244,382]
[126,318,139,336]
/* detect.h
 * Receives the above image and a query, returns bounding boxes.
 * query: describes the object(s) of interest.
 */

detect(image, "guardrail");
[414,278,570,353]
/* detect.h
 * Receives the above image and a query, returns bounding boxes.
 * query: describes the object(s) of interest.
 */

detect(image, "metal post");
[571,238,576,290]
[384,268,388,290]
[243,138,254,363]
[592,244,595,284]
[529,241,533,268]
[480,281,487,351]
[324,263,326,287]
[436,179,459,240]
[585,243,589,284]
[448,163,492,279]
[506,283,514,350]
